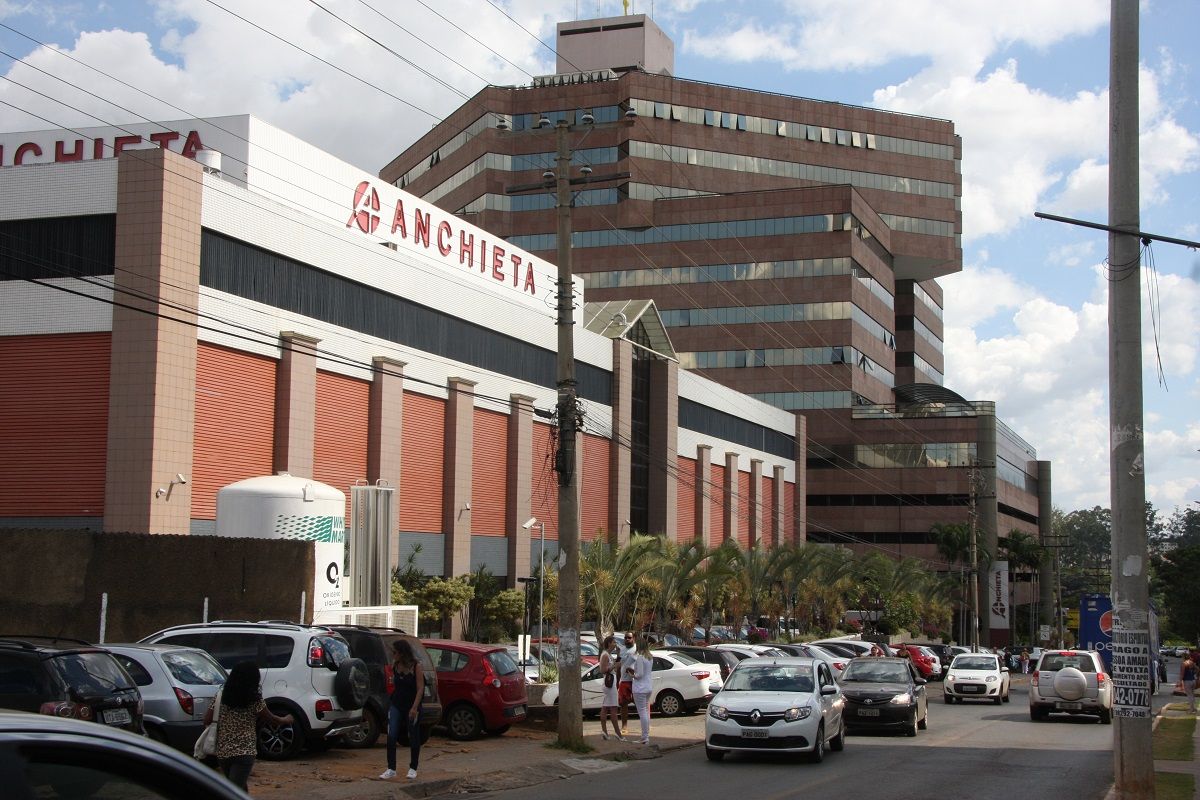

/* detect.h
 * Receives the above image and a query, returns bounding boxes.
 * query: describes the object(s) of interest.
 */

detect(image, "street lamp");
[502,107,635,747]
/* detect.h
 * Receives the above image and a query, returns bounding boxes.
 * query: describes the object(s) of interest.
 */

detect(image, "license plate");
[506,704,526,717]
[741,728,770,738]
[857,708,880,717]
[962,685,981,693]
[1055,701,1082,710]
[102,708,131,726]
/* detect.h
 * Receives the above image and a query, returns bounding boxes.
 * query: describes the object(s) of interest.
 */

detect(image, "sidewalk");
[1152,700,1200,799]
[249,711,705,800]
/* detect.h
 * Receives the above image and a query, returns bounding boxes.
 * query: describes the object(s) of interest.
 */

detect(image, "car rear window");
[486,650,520,676]
[162,650,226,686]
[49,653,136,696]
[668,651,698,665]
[1040,654,1096,672]
[111,655,153,687]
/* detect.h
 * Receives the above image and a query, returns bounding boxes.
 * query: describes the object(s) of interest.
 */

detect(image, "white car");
[944,653,1010,704]
[541,650,719,717]
[709,643,789,661]
[705,656,845,763]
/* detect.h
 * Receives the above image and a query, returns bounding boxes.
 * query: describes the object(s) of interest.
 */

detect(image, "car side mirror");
[820,684,838,696]
[710,684,721,694]
[915,678,927,686]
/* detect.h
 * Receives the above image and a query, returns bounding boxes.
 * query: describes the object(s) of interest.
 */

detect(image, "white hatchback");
[944,653,1010,704]
[705,656,845,763]
[541,649,720,717]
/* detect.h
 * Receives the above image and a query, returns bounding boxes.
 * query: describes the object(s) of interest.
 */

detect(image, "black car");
[0,636,143,735]
[0,709,249,799]
[663,646,740,682]
[839,656,929,736]
[913,643,955,669]
[327,625,441,748]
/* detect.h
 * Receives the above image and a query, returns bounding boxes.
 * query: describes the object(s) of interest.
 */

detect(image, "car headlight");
[985,675,997,682]
[709,705,728,721]
[890,692,913,705]
[784,706,812,722]
[946,675,955,681]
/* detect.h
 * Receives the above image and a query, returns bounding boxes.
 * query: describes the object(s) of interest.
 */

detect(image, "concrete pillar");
[749,459,763,547]
[695,445,712,547]
[273,332,320,478]
[443,378,475,637]
[507,395,535,588]
[723,452,738,545]
[792,414,808,543]
[368,357,405,566]
[609,340,633,547]
[772,465,786,548]
[976,410,999,644]
[1037,460,1054,632]
[104,148,202,535]
[648,359,678,541]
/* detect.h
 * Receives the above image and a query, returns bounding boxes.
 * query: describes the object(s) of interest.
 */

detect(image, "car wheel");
[258,706,306,760]
[829,718,845,752]
[1002,688,1010,703]
[810,723,825,763]
[341,706,381,749]
[993,695,1003,706]
[906,712,918,737]
[656,690,685,717]
[944,693,954,704]
[918,707,928,730]
[445,704,484,741]
[1099,707,1113,725]
[145,724,168,745]
[706,746,725,762]
[334,658,371,711]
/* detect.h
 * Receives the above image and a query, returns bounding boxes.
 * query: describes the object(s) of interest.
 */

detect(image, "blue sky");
[1,0,1197,515]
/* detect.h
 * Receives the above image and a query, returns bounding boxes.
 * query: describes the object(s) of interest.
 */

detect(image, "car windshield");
[952,656,998,671]
[486,650,520,676]
[723,664,813,693]
[49,652,135,697]
[841,662,909,683]
[579,641,599,656]
[1040,654,1096,673]
[163,650,226,685]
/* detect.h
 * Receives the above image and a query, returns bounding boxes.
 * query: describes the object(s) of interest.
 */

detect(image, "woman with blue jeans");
[380,640,426,780]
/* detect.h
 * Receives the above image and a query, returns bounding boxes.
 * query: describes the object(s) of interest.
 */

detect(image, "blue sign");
[1079,593,1113,671]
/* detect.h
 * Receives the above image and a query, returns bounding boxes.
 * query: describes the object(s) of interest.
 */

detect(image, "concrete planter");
[526,684,551,707]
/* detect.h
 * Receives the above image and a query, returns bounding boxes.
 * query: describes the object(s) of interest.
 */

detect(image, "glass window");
[0,654,48,696]
[851,131,862,147]
[426,648,470,672]
[486,651,520,676]
[194,633,258,671]
[704,109,716,126]
[48,653,136,694]
[265,636,295,668]
[111,655,153,687]
[162,651,226,686]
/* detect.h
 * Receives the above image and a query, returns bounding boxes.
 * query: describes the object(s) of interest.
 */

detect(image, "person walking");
[630,634,654,745]
[1020,649,1031,675]
[598,635,624,741]
[380,639,426,781]
[617,632,635,736]
[1182,653,1197,713]
[204,661,294,792]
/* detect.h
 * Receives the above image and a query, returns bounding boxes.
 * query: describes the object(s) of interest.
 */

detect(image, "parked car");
[103,642,226,751]
[0,636,144,735]
[140,621,368,758]
[839,656,929,736]
[806,640,862,660]
[893,644,940,680]
[770,643,850,681]
[422,640,528,740]
[916,647,944,678]
[709,643,789,661]
[500,646,543,684]
[531,641,599,669]
[542,649,718,716]
[944,652,1010,704]
[1029,649,1112,724]
[325,625,441,749]
[915,643,956,669]
[0,709,250,799]
[809,639,882,659]
[664,646,741,682]
[705,656,844,763]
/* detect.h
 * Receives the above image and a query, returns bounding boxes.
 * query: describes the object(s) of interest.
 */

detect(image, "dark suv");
[326,625,441,748]
[664,646,740,682]
[0,636,143,734]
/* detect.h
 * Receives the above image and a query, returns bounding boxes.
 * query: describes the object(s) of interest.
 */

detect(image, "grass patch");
[545,738,595,755]
[1155,772,1194,800]
[1154,717,1196,761]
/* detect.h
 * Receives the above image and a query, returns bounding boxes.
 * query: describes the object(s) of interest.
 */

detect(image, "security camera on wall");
[175,473,187,485]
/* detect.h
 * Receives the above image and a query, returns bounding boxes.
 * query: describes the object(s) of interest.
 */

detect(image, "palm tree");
[580,534,663,636]
[1000,529,1045,642]
[693,542,739,641]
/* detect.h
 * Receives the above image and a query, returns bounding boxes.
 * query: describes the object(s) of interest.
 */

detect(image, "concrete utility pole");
[1108,2,1154,796]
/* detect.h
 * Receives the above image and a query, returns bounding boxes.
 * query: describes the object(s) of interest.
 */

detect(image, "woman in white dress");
[598,634,624,740]
[631,634,654,745]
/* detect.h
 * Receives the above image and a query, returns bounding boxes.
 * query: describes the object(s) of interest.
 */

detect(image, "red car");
[421,640,528,740]
[894,644,939,679]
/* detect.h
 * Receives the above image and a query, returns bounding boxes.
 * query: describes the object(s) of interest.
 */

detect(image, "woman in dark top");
[380,639,426,780]
[203,661,293,791]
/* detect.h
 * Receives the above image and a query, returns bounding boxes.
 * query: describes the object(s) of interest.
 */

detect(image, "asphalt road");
[481,679,1117,800]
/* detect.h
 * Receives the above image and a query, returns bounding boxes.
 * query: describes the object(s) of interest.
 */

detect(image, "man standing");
[617,632,635,735]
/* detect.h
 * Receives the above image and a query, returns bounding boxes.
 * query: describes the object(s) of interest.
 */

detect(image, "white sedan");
[705,656,845,763]
[541,650,720,717]
[944,653,1010,704]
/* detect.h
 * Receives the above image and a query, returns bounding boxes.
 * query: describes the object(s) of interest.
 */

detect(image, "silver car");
[104,643,227,752]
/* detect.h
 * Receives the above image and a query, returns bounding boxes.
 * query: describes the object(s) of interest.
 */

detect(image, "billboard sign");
[988,560,1010,630]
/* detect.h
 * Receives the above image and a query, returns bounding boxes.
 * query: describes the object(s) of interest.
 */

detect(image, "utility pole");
[1109,2,1154,796]
[501,109,634,749]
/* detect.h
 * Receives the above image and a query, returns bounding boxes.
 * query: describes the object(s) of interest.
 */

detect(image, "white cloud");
[1046,240,1097,267]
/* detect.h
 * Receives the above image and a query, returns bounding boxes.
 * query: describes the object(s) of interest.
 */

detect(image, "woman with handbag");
[203,661,294,791]
[380,639,426,781]
[598,635,623,741]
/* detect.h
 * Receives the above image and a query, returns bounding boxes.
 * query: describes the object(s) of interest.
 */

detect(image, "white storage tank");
[216,473,345,613]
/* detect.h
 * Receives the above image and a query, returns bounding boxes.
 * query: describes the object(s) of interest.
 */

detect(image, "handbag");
[604,670,615,689]
[193,687,223,760]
